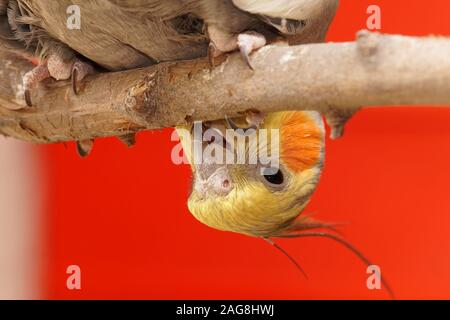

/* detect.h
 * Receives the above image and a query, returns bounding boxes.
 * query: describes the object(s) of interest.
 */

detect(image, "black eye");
[262,168,284,185]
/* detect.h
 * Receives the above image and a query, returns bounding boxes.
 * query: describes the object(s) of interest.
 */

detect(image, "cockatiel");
[1,0,390,294]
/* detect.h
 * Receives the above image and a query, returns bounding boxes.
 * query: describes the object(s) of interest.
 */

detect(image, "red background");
[40,1,450,299]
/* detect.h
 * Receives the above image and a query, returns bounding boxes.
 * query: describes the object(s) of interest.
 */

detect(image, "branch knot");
[123,71,158,126]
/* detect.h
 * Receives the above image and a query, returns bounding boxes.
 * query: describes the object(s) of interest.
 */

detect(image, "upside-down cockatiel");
[0,0,392,295]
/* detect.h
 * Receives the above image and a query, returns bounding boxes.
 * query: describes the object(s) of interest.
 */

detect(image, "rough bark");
[1,31,450,143]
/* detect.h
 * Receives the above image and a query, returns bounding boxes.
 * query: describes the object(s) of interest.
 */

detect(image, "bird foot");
[23,54,93,106]
[208,25,266,70]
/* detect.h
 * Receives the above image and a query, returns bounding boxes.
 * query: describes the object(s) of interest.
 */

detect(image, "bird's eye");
[261,167,284,186]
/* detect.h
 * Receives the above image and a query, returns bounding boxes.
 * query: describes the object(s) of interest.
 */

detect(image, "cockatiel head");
[177,111,325,238]
[177,111,394,296]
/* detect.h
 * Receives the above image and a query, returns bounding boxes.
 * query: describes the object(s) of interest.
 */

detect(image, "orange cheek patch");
[280,112,323,173]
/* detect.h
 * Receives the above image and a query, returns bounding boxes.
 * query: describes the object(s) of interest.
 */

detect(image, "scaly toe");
[22,64,51,107]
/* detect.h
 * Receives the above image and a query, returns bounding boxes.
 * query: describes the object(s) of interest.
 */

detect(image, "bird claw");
[71,60,93,95]
[76,139,94,157]
[207,26,266,71]
[238,46,254,70]
[24,89,33,107]
[237,32,267,70]
[71,67,79,95]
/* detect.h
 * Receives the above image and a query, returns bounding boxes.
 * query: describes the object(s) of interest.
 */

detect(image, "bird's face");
[177,112,393,295]
[177,111,325,238]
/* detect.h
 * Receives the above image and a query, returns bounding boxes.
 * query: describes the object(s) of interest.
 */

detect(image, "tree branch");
[1,30,450,143]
